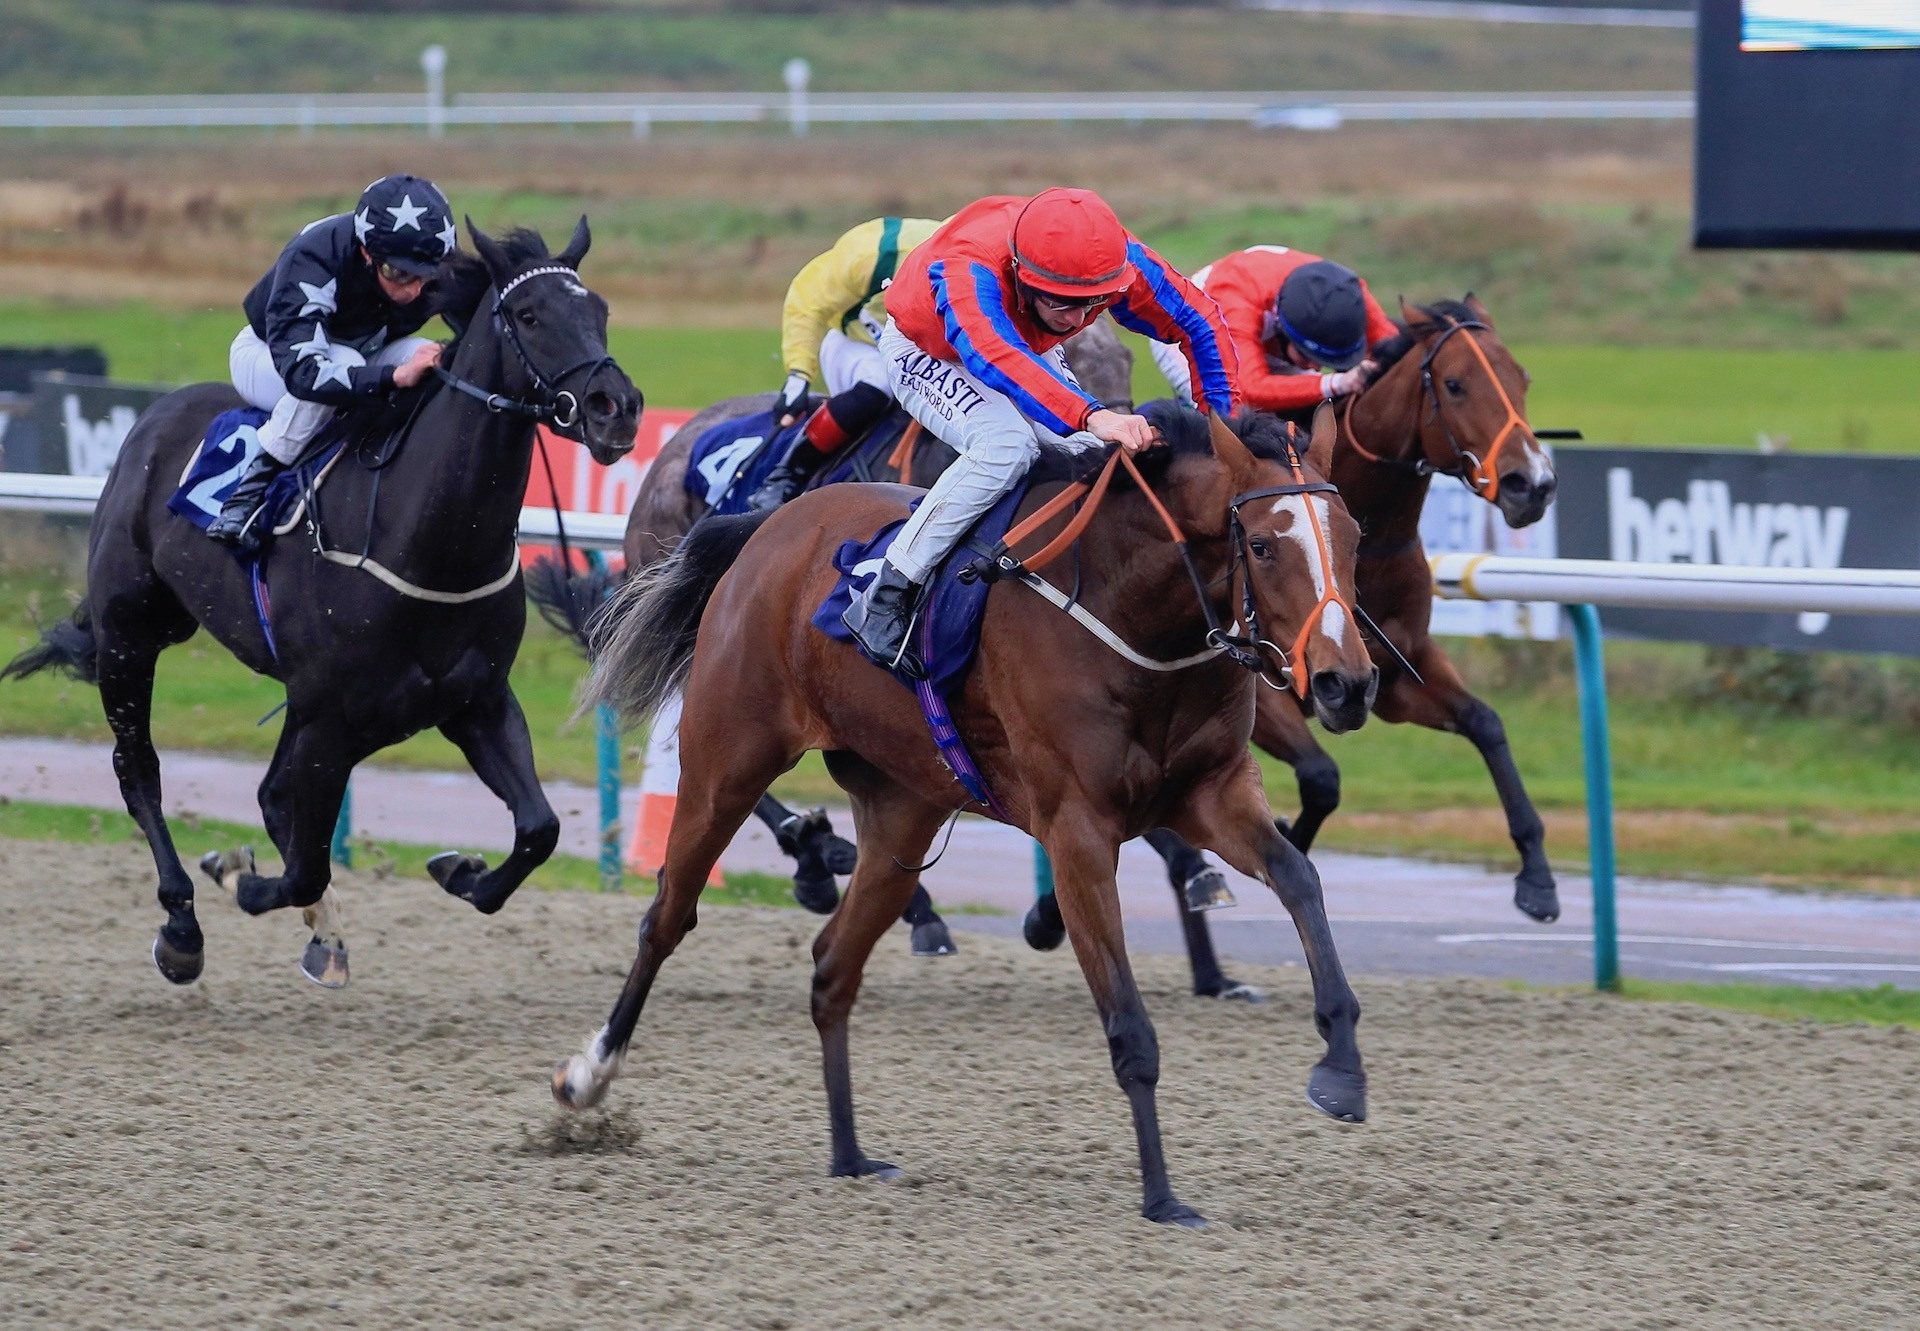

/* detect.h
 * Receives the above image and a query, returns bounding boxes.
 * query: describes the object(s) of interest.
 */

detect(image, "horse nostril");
[1310,671,1350,709]
[588,390,618,419]
[1499,472,1533,502]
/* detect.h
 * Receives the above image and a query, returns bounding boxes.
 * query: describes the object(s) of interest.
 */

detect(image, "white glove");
[774,369,812,426]
[1320,366,1370,400]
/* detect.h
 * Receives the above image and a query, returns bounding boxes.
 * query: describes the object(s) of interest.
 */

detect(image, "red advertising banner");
[521,407,696,570]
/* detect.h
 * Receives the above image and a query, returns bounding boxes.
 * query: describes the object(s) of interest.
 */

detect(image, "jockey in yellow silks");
[749,215,942,511]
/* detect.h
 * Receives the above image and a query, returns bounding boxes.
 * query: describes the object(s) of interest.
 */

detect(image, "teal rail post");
[598,703,621,891]
[1033,841,1054,900]
[1567,603,1619,992]
[588,551,623,893]
[331,784,352,868]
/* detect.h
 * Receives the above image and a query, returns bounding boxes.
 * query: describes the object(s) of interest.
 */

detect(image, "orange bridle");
[1342,317,1532,503]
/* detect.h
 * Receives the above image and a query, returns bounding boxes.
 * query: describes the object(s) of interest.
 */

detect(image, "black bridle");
[433,264,617,432]
[1168,433,1350,694]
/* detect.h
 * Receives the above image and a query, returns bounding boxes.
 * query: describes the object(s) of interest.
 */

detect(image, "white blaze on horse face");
[1267,494,1348,647]
[1523,439,1555,488]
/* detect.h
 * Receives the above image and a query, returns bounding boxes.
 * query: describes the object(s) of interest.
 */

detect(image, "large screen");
[1697,0,1920,249]
[1742,2,1920,52]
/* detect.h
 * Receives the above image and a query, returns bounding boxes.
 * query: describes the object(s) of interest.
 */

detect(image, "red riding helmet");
[1009,188,1135,301]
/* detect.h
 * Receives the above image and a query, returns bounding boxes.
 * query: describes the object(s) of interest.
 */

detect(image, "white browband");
[497,265,579,301]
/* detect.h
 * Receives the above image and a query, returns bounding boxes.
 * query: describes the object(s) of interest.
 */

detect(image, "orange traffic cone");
[625,693,724,886]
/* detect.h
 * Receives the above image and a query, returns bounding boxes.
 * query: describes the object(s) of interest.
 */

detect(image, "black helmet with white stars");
[353,174,455,278]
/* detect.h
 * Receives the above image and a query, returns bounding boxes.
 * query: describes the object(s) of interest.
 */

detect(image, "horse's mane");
[1034,399,1306,491]
[423,227,555,351]
[1367,297,1480,376]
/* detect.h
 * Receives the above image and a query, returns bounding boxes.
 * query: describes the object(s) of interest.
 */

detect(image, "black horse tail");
[525,555,621,658]
[1,598,99,686]
[584,511,774,724]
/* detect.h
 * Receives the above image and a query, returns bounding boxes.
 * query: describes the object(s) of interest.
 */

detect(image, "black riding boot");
[206,452,288,552]
[843,562,924,678]
[747,443,830,512]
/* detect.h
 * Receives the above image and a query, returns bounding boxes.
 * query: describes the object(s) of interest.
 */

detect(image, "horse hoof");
[299,938,350,989]
[428,851,488,896]
[831,1156,902,1181]
[151,931,204,986]
[198,845,255,893]
[1202,980,1265,1003]
[1514,874,1560,923]
[551,1057,611,1111]
[1181,864,1236,912]
[1144,1198,1208,1228]
[1306,1063,1368,1124]
[910,918,957,957]
[792,870,840,915]
[1022,897,1066,951]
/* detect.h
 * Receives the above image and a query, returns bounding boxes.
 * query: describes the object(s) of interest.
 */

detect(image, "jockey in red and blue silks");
[843,188,1239,676]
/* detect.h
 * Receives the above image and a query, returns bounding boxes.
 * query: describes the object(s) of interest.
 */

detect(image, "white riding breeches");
[1149,337,1197,406]
[229,326,435,465]
[819,327,890,397]
[878,320,1090,586]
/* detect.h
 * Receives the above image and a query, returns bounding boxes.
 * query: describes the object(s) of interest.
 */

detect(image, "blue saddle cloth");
[812,482,1025,698]
[167,407,342,546]
[810,480,1029,815]
[683,408,809,516]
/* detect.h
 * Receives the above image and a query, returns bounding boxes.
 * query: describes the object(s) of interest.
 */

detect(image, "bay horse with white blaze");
[2,220,642,987]
[530,318,1136,956]
[556,402,1376,1226]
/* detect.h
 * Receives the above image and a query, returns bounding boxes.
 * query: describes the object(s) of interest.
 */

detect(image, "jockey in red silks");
[1150,245,1398,415]
[844,187,1239,675]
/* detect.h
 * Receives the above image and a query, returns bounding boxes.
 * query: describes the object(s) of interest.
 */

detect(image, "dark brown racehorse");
[1045,295,1562,966]
[553,403,1377,1226]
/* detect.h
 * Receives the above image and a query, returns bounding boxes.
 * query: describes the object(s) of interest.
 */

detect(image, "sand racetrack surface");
[2,836,1916,1329]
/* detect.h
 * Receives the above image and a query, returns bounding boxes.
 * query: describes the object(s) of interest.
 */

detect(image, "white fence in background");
[1241,0,1693,27]
[0,90,1692,133]
[0,471,630,551]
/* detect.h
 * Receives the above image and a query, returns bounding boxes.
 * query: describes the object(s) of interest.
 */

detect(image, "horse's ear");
[1207,409,1255,479]
[1305,403,1337,479]
[467,217,511,285]
[1398,295,1426,329]
[1463,291,1492,325]
[558,215,591,270]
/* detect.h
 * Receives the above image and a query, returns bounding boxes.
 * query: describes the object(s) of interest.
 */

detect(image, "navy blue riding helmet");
[1270,259,1369,371]
[353,174,456,279]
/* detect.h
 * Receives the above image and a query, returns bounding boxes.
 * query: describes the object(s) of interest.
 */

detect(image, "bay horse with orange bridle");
[1033,295,1561,962]
[530,321,1136,959]
[555,403,1377,1226]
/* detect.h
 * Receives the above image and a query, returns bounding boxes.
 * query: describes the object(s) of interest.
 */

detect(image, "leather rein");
[971,432,1352,699]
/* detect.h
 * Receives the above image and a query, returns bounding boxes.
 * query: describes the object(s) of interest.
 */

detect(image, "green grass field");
[2,1,1691,96]
[1610,979,1920,1028]
[6,297,1919,453]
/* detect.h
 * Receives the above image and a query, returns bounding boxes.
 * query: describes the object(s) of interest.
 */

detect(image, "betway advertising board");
[1554,448,1920,656]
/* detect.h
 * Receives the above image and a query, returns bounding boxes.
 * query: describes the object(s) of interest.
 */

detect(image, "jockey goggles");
[376,260,426,286]
[1017,278,1115,311]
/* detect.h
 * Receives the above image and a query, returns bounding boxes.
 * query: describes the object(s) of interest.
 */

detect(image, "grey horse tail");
[0,598,98,686]
[583,511,774,724]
